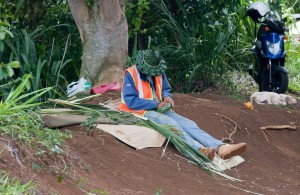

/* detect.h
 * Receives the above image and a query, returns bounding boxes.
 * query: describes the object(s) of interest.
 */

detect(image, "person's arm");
[161,73,172,99]
[122,72,159,110]
[161,74,175,106]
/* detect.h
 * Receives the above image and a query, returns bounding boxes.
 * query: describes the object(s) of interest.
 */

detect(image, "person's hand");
[158,101,166,108]
[164,96,174,107]
[156,101,172,113]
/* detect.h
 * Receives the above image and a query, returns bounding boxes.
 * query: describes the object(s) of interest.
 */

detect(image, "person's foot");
[199,147,215,161]
[217,143,247,160]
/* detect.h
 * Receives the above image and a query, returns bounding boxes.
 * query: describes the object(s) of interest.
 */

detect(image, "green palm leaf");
[45,96,240,181]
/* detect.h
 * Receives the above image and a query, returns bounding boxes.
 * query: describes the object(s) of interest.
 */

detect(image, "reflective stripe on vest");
[133,65,144,99]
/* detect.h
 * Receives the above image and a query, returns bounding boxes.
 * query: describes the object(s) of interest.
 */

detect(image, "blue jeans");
[144,110,223,151]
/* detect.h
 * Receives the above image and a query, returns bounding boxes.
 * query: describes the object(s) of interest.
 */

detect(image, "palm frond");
[44,96,240,181]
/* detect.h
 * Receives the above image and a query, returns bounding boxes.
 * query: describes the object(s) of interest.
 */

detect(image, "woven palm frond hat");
[135,49,167,76]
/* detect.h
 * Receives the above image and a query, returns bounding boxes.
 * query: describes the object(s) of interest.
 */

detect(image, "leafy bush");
[126,0,150,39]
[286,42,300,93]
[152,0,243,92]
[1,1,81,98]
[2,25,73,97]
[0,75,72,152]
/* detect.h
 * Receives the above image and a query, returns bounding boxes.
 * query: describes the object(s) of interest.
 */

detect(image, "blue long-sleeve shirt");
[122,71,173,111]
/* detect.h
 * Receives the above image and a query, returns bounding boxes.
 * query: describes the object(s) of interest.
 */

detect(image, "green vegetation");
[0,75,72,191]
[126,0,150,39]
[139,0,299,94]
[0,75,71,151]
[44,97,240,181]
[0,0,299,96]
[88,188,110,195]
[152,0,243,92]
[155,187,164,195]
[286,42,300,93]
[0,1,80,98]
[3,25,73,97]
[0,0,299,191]
[0,172,35,195]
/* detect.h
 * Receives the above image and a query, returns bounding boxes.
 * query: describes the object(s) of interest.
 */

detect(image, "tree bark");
[67,0,128,86]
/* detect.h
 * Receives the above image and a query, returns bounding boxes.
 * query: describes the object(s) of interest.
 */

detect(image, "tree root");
[214,113,240,144]
[260,125,297,142]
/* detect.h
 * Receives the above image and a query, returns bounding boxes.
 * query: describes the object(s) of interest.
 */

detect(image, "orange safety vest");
[119,65,163,116]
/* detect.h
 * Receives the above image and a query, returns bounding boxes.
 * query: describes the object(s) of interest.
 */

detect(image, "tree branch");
[67,0,90,40]
[68,0,90,23]
[260,125,296,142]
[214,113,239,144]
[99,0,124,25]
[260,125,296,131]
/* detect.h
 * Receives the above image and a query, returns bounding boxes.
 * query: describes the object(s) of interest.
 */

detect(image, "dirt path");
[1,91,299,194]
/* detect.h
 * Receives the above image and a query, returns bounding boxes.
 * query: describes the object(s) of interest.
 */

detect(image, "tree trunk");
[67,0,128,86]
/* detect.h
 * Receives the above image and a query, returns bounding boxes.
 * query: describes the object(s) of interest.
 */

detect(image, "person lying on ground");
[119,49,246,161]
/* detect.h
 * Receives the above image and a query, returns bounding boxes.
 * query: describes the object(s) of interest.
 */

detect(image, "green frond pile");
[44,96,240,181]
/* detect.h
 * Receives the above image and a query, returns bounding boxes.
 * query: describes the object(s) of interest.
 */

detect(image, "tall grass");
[285,42,300,93]
[153,0,251,92]
[2,25,73,97]
[0,75,72,151]
[0,172,35,195]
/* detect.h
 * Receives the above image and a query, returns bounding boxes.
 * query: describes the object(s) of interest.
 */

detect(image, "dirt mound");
[1,90,299,194]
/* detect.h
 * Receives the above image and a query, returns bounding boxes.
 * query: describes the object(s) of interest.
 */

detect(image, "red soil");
[1,90,299,194]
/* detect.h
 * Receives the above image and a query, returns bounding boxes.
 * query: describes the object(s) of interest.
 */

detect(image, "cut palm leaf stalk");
[142,120,218,173]
[140,119,241,181]
[69,94,103,103]
[45,97,240,181]
[46,99,138,125]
